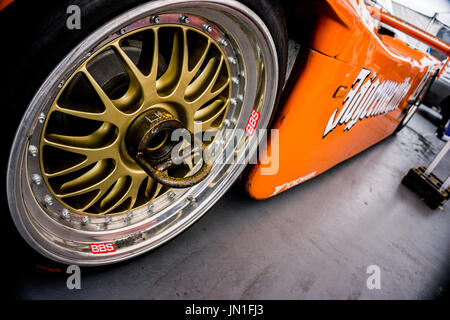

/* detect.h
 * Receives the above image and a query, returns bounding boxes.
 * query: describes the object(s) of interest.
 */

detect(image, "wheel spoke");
[99,175,131,210]
[188,39,211,77]
[112,43,147,86]
[196,99,228,131]
[43,132,118,166]
[148,29,160,81]
[43,138,113,159]
[145,177,156,199]
[54,104,106,122]
[184,57,219,101]
[157,30,185,94]
[125,177,145,210]
[104,175,144,213]
[45,122,117,148]
[189,56,229,109]
[44,158,96,178]
[80,68,129,127]
[151,183,164,200]
[194,97,226,120]
[58,160,116,196]
[79,177,117,212]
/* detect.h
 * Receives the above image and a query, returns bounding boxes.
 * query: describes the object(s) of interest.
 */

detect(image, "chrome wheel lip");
[7,0,279,266]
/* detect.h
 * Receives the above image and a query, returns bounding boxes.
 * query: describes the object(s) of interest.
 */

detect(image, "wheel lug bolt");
[150,15,160,23]
[57,80,65,89]
[31,174,42,185]
[179,15,190,24]
[105,216,112,224]
[147,203,154,214]
[62,208,70,220]
[228,57,237,65]
[224,119,231,127]
[230,98,237,106]
[28,145,38,157]
[38,113,46,124]
[203,24,212,33]
[220,38,228,47]
[82,216,90,225]
[120,28,127,35]
[187,195,197,207]
[44,195,53,206]
[232,77,240,85]
[168,191,176,200]
[126,212,133,221]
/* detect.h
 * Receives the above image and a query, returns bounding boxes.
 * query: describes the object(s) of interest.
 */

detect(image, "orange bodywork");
[245,0,443,199]
[0,0,13,11]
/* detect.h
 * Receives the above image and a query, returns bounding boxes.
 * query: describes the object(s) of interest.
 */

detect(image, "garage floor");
[11,107,450,300]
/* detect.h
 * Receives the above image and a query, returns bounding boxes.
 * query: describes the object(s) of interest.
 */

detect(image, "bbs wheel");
[4,0,286,265]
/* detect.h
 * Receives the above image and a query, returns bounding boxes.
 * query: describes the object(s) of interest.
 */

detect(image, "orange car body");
[245,0,444,199]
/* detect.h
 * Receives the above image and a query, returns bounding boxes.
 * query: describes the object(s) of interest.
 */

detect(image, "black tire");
[2,0,149,271]
[1,0,287,266]
[239,0,288,97]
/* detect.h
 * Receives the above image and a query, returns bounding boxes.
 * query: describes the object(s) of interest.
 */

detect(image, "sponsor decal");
[245,109,260,136]
[323,69,411,138]
[271,171,317,196]
[89,242,116,254]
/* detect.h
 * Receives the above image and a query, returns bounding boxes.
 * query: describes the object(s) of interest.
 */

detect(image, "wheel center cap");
[126,108,184,165]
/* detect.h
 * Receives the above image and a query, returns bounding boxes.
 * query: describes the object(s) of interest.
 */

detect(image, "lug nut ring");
[127,108,212,188]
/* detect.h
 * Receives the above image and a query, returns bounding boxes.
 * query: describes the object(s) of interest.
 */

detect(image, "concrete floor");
[11,108,450,300]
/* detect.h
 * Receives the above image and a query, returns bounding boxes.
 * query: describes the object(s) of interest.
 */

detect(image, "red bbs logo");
[89,243,116,254]
[245,110,260,135]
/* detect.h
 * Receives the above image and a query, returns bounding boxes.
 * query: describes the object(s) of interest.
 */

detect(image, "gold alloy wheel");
[8,1,280,265]
[40,24,231,216]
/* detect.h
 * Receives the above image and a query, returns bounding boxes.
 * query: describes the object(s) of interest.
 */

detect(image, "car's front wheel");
[4,0,286,265]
